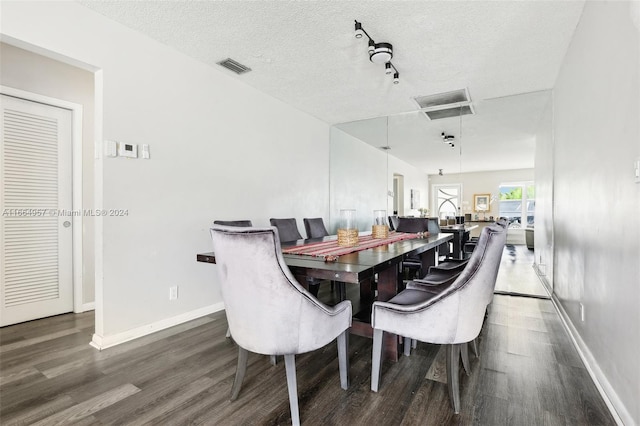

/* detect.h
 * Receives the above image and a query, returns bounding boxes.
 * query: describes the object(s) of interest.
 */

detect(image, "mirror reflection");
[329,90,551,238]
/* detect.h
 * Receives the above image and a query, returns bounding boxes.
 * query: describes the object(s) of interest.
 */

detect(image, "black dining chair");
[303,217,345,299]
[270,218,303,242]
[270,218,325,297]
[303,217,329,239]
[213,220,253,227]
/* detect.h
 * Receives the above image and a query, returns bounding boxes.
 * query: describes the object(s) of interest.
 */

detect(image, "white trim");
[90,302,225,351]
[550,294,629,426]
[0,85,84,314]
[93,70,104,338]
[80,302,95,312]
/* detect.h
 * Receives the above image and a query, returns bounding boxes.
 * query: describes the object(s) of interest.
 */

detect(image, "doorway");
[393,174,404,216]
[0,91,81,326]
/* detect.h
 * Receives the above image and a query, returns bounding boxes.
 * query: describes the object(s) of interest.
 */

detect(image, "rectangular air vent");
[413,88,470,109]
[423,104,475,120]
[216,58,252,75]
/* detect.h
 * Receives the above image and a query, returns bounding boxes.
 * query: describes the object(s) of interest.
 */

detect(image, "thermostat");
[118,142,138,158]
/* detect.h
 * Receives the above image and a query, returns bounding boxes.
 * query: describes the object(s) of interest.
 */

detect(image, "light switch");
[142,144,150,159]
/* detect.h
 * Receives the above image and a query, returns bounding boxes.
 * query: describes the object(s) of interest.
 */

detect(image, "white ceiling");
[80,0,585,174]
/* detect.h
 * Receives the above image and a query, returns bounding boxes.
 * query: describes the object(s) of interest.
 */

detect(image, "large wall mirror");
[328,90,553,286]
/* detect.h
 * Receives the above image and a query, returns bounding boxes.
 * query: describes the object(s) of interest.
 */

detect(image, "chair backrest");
[210,225,338,355]
[213,220,253,227]
[303,218,329,239]
[395,217,430,233]
[440,224,507,341]
[426,217,441,234]
[372,224,506,346]
[269,218,303,243]
[388,215,399,231]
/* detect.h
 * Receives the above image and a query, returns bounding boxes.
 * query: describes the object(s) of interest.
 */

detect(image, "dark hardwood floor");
[1,280,615,424]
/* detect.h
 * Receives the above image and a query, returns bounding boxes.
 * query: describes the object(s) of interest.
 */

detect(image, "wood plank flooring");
[1,260,615,425]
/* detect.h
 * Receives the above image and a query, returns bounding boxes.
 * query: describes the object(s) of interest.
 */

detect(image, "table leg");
[377,266,401,362]
[419,247,437,273]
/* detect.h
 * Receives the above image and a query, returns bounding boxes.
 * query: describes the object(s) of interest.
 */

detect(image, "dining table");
[198,231,453,362]
[439,224,478,259]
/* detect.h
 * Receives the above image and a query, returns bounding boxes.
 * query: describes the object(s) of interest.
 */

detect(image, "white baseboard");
[79,302,95,312]
[550,294,631,426]
[90,302,225,351]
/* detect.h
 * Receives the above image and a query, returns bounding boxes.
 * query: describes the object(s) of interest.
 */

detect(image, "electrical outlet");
[169,286,178,301]
[580,303,585,322]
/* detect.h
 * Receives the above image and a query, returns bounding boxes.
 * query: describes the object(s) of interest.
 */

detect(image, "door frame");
[1,85,85,313]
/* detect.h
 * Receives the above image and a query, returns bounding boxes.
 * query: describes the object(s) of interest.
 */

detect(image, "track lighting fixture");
[354,21,364,39]
[441,132,455,148]
[439,169,444,176]
[354,20,400,84]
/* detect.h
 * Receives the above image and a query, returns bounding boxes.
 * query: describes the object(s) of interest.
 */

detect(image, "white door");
[0,94,73,326]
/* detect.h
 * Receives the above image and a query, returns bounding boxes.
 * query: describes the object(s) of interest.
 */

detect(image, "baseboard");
[90,302,225,351]
[79,302,95,312]
[550,294,631,426]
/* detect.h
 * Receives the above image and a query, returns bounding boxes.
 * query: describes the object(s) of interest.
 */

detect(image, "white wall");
[533,95,554,289]
[329,127,429,232]
[1,2,331,342]
[0,42,96,306]
[550,2,639,424]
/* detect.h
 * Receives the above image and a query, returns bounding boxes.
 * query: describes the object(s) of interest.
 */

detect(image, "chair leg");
[284,354,300,426]
[230,346,249,401]
[461,342,471,375]
[309,281,320,297]
[471,338,479,358]
[403,337,411,356]
[270,355,277,366]
[446,344,462,414]
[225,327,231,338]
[412,339,417,349]
[337,331,349,390]
[371,328,384,392]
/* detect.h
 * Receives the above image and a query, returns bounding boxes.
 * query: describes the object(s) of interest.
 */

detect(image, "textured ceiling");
[80,1,585,174]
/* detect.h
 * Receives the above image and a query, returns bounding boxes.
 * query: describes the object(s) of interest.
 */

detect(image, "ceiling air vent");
[424,104,474,120]
[413,88,474,120]
[216,58,252,75]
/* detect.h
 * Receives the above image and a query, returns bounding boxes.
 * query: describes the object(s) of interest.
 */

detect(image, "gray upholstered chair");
[210,225,352,426]
[269,218,303,242]
[213,219,253,227]
[213,219,253,339]
[370,223,506,413]
[303,217,329,239]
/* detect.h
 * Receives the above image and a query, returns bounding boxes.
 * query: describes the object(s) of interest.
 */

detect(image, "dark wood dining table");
[439,224,478,259]
[197,232,453,362]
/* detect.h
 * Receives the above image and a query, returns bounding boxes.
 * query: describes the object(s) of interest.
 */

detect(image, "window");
[499,182,534,228]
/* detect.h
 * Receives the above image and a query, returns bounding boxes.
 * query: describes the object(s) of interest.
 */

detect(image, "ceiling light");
[441,132,455,147]
[370,43,393,64]
[354,21,364,39]
[354,20,400,85]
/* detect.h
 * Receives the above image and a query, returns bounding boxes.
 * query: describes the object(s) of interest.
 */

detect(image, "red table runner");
[282,232,420,259]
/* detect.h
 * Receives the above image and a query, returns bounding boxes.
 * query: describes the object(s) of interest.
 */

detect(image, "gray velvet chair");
[213,219,253,227]
[303,217,329,239]
[269,218,303,242]
[210,225,352,426]
[213,219,253,339]
[370,223,506,413]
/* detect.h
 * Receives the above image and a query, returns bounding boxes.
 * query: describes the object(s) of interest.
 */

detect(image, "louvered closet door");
[0,94,73,326]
